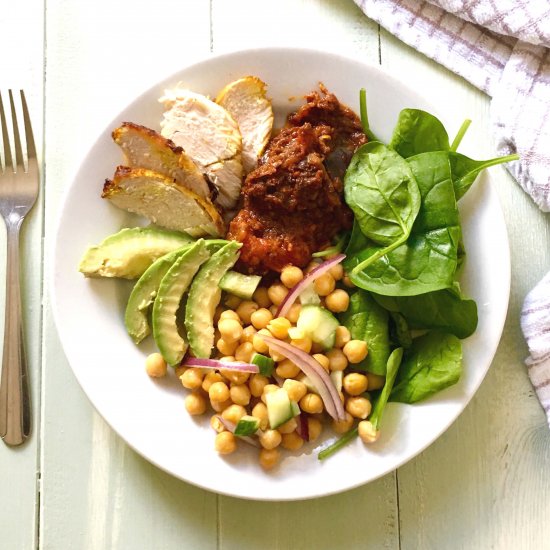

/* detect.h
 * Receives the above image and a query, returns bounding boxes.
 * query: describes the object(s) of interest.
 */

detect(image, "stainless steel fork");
[0,91,39,446]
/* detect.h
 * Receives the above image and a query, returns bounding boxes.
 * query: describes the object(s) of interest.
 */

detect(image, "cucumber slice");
[290,401,300,417]
[266,388,294,429]
[299,284,321,306]
[219,271,262,300]
[250,353,275,376]
[234,415,261,436]
[297,304,339,350]
[330,370,343,393]
[152,240,210,365]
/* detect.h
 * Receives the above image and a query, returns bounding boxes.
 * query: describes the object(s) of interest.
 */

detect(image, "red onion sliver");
[276,254,345,318]
[296,413,310,441]
[261,335,346,421]
[216,416,260,448]
[184,357,259,373]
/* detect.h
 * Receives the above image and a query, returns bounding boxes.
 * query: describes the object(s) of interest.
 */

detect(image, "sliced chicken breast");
[216,76,273,174]
[159,88,243,210]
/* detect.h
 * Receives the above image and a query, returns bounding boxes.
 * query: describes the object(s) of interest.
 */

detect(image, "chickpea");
[358,420,380,444]
[267,317,292,339]
[202,371,224,392]
[313,273,335,296]
[180,367,204,390]
[312,353,330,372]
[291,335,313,354]
[307,417,323,442]
[236,301,259,325]
[310,341,324,354]
[346,396,372,419]
[268,346,286,362]
[326,348,348,371]
[219,310,241,324]
[251,402,269,430]
[281,265,304,288]
[269,305,279,316]
[259,448,281,470]
[267,283,288,306]
[260,384,280,404]
[305,261,320,274]
[329,263,344,281]
[334,326,351,348]
[332,412,355,434]
[343,340,368,364]
[209,381,230,403]
[210,415,226,433]
[300,393,324,414]
[325,289,350,313]
[235,341,254,363]
[281,431,304,451]
[253,286,272,309]
[145,353,167,378]
[252,328,271,353]
[230,384,251,406]
[185,392,207,416]
[276,359,301,379]
[249,374,269,398]
[221,404,247,424]
[286,303,302,324]
[218,318,243,343]
[342,275,356,288]
[259,429,282,450]
[216,337,238,356]
[282,379,307,402]
[277,417,297,434]
[250,308,273,330]
[241,324,257,343]
[174,365,187,378]
[366,372,386,391]
[224,295,242,310]
[220,368,249,385]
[215,431,237,455]
[211,398,232,413]
[343,373,369,396]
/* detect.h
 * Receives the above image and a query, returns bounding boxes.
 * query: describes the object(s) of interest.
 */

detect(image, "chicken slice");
[159,88,243,211]
[216,76,273,174]
[112,122,211,200]
[102,166,225,237]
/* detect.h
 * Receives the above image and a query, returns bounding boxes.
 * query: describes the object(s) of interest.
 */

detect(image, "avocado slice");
[152,240,210,365]
[125,239,228,344]
[185,241,242,358]
[79,227,193,279]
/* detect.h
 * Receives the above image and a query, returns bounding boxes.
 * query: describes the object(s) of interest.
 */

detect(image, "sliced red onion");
[276,254,346,318]
[216,416,260,448]
[260,335,346,421]
[273,374,285,387]
[296,413,310,441]
[184,357,259,373]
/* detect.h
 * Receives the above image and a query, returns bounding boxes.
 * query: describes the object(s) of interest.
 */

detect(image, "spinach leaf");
[370,347,403,430]
[389,312,412,349]
[345,151,460,296]
[389,109,450,158]
[449,151,520,200]
[344,142,421,246]
[390,331,462,403]
[359,88,379,143]
[449,119,471,152]
[338,290,390,375]
[312,232,349,258]
[373,285,478,339]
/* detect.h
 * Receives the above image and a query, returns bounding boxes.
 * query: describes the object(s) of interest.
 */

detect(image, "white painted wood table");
[1,1,549,548]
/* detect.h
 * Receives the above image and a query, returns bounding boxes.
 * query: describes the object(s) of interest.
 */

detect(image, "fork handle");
[0,221,31,446]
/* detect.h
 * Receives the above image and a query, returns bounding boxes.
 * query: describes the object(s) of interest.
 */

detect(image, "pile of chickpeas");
[145,260,386,470]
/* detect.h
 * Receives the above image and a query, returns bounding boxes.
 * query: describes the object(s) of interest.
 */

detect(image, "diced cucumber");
[299,284,321,305]
[297,374,319,395]
[219,271,262,300]
[290,401,300,417]
[266,388,294,429]
[297,304,339,350]
[234,415,260,436]
[250,353,275,376]
[330,370,343,393]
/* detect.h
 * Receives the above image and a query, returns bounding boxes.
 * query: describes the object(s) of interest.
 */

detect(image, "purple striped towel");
[354,0,550,425]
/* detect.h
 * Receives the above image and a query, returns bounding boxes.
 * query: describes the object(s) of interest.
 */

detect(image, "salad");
[78,76,517,470]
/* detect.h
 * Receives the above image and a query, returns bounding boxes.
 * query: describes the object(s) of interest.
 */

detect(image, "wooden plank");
[0,2,44,549]
[211,3,399,548]
[41,1,217,549]
[379,29,550,549]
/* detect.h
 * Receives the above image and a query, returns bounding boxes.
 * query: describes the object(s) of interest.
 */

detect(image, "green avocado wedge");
[125,239,228,344]
[152,240,210,366]
[79,227,193,279]
[185,241,242,358]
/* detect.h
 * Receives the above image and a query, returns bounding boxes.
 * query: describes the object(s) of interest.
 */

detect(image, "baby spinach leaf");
[449,119,471,152]
[449,151,520,200]
[346,152,460,296]
[338,290,390,375]
[390,331,462,403]
[389,312,412,349]
[359,88,379,143]
[389,109,450,158]
[370,347,403,430]
[373,286,478,339]
[344,142,421,246]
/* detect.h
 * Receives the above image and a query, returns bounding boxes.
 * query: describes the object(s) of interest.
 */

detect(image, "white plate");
[51,48,510,501]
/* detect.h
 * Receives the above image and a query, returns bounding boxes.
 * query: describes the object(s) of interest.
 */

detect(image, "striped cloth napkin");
[354,0,550,425]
